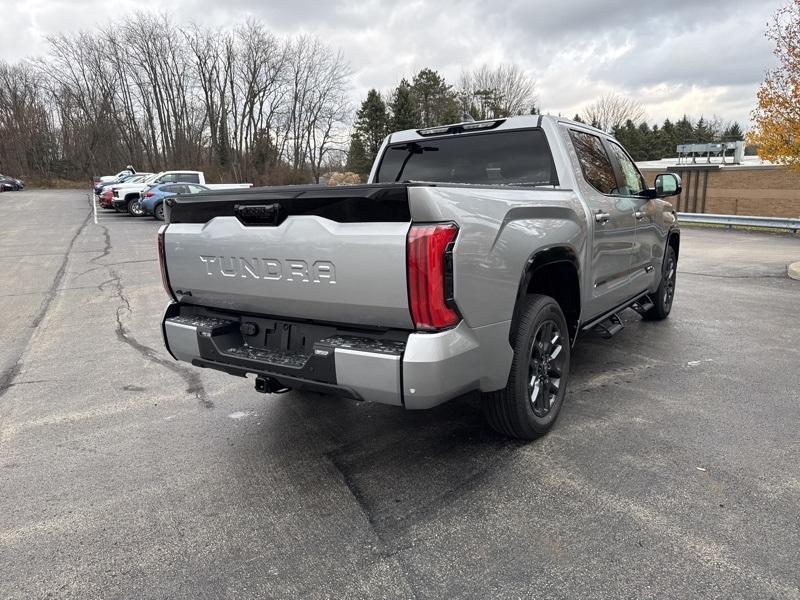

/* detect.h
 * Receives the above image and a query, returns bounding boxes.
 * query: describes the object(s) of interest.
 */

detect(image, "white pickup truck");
[111,171,252,215]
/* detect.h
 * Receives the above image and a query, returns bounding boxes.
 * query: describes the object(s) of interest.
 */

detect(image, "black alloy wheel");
[644,246,677,321]
[528,320,566,418]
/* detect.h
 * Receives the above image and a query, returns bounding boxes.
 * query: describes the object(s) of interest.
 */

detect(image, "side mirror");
[654,173,681,198]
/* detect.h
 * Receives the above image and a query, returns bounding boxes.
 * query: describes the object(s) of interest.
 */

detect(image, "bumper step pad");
[224,345,309,368]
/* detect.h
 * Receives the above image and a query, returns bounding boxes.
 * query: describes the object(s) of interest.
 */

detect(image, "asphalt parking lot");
[2,189,799,599]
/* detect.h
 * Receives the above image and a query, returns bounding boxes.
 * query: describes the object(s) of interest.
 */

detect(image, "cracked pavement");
[1,190,799,599]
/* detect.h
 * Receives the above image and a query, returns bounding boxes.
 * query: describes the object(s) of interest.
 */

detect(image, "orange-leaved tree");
[749,0,800,170]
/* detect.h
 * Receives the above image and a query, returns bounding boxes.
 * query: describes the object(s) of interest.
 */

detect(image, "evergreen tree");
[411,68,461,127]
[660,118,677,157]
[612,120,638,158]
[722,122,744,141]
[345,134,371,177]
[389,79,418,131]
[354,89,389,159]
[649,124,661,160]
[636,122,654,160]
[674,115,694,145]
[573,114,584,123]
[694,117,713,143]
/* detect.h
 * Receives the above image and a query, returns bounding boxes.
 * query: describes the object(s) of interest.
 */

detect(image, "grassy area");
[25,179,89,189]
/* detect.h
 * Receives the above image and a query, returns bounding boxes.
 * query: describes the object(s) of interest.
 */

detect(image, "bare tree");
[458,64,537,119]
[0,61,55,178]
[0,13,352,185]
[581,93,646,132]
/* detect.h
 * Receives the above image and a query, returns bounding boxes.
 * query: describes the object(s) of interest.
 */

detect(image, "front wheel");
[482,294,571,440]
[643,246,677,321]
[128,199,145,216]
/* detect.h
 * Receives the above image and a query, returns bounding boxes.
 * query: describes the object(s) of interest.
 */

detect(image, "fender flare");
[511,245,581,342]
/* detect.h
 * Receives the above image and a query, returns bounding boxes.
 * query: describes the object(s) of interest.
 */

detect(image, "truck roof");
[388,114,609,144]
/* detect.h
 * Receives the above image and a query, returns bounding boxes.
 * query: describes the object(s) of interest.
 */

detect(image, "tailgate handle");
[234,203,282,226]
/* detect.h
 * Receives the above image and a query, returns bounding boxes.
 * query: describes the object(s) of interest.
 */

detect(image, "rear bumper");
[162,303,512,409]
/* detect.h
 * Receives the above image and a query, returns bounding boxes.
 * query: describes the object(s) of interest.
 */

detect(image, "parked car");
[158,114,682,440]
[94,172,144,196]
[113,170,251,216]
[97,173,152,199]
[141,183,210,220]
[94,166,137,185]
[98,188,115,208]
[0,174,24,191]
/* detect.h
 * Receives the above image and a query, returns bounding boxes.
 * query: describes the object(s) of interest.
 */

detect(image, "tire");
[482,294,571,440]
[128,199,144,216]
[643,246,677,321]
[153,203,165,221]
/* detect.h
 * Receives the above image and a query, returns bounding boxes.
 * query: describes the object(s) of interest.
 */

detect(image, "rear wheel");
[643,246,677,321]
[482,294,570,440]
[154,203,165,221]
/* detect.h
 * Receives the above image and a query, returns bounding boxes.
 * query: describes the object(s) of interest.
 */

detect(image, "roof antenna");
[462,112,475,122]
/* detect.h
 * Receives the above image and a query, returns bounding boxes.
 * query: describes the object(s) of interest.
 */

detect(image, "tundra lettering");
[162,115,681,440]
[199,256,336,283]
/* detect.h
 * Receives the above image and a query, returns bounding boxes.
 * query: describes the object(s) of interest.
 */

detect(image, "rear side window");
[375,129,557,186]
[568,130,617,194]
[178,172,200,184]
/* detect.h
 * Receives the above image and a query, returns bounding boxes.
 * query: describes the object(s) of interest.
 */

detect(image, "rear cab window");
[375,129,558,186]
[179,173,200,184]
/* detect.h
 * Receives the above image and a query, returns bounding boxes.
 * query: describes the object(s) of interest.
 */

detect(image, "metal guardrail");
[677,212,800,233]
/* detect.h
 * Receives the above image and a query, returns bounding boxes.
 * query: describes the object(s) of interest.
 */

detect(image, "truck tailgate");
[163,185,414,329]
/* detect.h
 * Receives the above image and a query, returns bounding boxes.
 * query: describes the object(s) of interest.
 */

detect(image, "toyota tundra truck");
[158,115,681,439]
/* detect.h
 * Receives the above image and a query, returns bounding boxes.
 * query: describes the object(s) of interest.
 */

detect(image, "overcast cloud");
[0,0,782,127]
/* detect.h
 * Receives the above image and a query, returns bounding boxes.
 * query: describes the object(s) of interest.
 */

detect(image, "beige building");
[637,157,800,219]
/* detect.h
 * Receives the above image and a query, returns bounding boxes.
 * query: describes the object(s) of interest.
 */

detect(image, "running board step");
[632,298,655,315]
[593,313,624,339]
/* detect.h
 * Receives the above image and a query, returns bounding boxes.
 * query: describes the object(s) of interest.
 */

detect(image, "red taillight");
[407,223,460,331]
[145,191,154,198]
[158,225,176,301]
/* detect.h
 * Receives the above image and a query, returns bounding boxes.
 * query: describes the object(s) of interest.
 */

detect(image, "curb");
[789,261,800,281]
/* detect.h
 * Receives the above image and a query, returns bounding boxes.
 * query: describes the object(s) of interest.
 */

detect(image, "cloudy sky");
[0,0,783,128]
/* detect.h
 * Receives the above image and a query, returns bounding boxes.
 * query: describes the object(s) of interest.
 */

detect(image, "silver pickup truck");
[158,115,681,439]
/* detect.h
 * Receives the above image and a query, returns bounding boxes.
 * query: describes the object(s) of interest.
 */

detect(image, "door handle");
[633,211,647,220]
[595,211,610,223]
